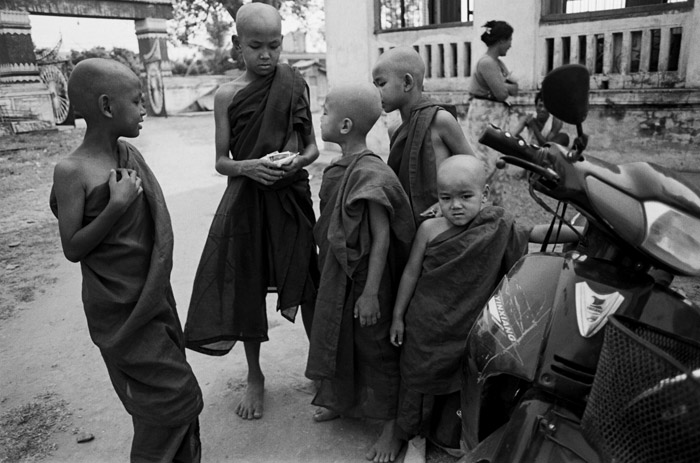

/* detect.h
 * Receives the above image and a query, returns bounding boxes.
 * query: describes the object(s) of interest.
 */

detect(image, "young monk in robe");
[50,58,203,461]
[389,155,580,460]
[305,83,416,463]
[184,2,319,421]
[372,47,476,226]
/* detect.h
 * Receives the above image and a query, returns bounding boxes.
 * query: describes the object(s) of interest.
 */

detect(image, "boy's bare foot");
[312,407,340,422]
[235,373,264,419]
[365,419,404,462]
[403,436,426,463]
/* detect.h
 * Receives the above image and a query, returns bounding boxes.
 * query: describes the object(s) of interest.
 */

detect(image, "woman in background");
[465,20,517,206]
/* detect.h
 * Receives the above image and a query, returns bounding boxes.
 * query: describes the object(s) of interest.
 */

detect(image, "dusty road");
[0,113,407,463]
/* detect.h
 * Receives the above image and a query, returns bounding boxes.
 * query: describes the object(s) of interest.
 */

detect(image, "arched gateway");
[0,0,172,135]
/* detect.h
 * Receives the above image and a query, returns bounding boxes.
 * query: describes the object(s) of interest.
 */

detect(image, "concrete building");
[325,0,700,152]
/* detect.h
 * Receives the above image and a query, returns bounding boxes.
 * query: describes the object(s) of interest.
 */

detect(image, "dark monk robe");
[397,206,530,447]
[50,140,203,459]
[185,63,318,355]
[388,96,449,226]
[306,152,415,419]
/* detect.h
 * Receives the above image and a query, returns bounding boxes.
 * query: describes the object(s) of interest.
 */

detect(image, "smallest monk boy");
[50,58,203,462]
[390,155,580,459]
[372,46,476,226]
[306,82,415,463]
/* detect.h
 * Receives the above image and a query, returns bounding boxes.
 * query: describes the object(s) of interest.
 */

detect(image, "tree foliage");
[69,47,144,76]
[171,0,312,45]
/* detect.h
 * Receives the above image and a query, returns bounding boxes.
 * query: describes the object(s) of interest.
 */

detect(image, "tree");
[171,0,312,46]
[69,47,143,76]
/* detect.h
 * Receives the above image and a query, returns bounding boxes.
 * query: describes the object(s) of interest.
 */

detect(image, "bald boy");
[372,47,476,226]
[51,58,203,461]
[390,155,579,456]
[306,83,415,462]
[185,2,319,421]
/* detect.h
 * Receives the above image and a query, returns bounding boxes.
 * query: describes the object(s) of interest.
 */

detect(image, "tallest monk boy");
[185,3,319,420]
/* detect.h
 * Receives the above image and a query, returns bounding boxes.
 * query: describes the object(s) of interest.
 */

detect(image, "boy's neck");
[81,125,121,159]
[398,91,424,122]
[243,66,276,83]
[337,136,370,157]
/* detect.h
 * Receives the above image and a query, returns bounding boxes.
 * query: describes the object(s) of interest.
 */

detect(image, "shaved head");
[326,83,382,135]
[373,46,426,87]
[68,58,139,120]
[235,2,282,38]
[438,155,488,191]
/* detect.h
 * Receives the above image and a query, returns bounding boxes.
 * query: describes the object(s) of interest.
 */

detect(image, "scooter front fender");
[461,394,601,463]
[462,253,564,447]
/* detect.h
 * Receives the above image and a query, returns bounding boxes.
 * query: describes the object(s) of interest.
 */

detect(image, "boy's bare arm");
[212,84,282,185]
[355,202,390,327]
[511,115,530,138]
[530,224,584,244]
[279,125,319,176]
[432,111,476,170]
[54,161,142,262]
[390,221,431,346]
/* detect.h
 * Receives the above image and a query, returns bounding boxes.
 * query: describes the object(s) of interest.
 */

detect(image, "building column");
[0,9,39,83]
[0,9,54,134]
[684,3,700,86]
[135,17,169,116]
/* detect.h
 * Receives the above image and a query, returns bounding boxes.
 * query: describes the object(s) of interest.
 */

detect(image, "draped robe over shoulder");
[388,97,444,226]
[306,152,415,419]
[50,141,203,427]
[401,207,531,396]
[185,64,318,355]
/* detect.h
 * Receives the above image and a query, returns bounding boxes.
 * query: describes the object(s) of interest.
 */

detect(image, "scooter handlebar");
[479,124,561,183]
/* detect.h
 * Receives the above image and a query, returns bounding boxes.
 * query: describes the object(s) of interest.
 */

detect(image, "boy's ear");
[98,94,113,118]
[403,73,415,92]
[232,34,241,50]
[340,118,353,135]
[482,184,490,204]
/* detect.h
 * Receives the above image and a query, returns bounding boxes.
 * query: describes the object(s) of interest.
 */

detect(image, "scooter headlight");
[641,201,700,276]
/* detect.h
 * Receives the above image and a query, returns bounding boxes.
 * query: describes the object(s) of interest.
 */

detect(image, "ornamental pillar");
[135,17,169,116]
[0,10,54,135]
[0,9,38,83]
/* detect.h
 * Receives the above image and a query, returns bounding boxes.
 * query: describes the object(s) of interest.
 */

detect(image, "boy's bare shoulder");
[214,76,250,103]
[418,217,452,242]
[431,109,462,134]
[53,149,86,181]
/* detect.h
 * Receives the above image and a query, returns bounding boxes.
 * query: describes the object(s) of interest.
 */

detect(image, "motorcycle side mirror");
[541,64,590,125]
[541,64,591,155]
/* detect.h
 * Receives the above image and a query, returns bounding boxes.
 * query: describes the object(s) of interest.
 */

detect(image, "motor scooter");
[459,64,700,463]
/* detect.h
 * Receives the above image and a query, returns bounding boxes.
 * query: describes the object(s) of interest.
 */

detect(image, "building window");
[630,31,642,72]
[668,27,682,71]
[649,28,661,72]
[578,35,587,65]
[378,0,472,30]
[562,36,571,64]
[544,0,687,15]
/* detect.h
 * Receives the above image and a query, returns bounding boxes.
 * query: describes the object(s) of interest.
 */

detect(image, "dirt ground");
[1,113,698,463]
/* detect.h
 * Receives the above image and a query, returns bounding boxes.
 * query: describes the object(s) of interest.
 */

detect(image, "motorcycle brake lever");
[497,155,560,184]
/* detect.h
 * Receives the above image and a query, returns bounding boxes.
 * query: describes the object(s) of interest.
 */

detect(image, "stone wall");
[0,83,54,135]
[364,88,700,168]
[161,75,232,114]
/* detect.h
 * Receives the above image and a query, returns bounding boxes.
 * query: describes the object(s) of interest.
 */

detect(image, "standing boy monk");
[184,2,319,421]
[389,155,580,459]
[305,83,416,463]
[50,58,203,462]
[372,46,476,226]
